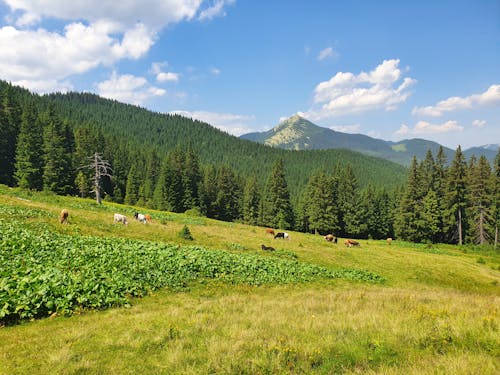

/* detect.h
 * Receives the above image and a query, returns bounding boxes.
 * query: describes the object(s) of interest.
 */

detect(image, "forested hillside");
[1,80,498,245]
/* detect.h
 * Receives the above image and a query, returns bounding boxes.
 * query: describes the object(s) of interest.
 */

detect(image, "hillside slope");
[41,89,408,194]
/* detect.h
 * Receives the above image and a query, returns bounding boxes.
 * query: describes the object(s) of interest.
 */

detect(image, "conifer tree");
[41,106,73,194]
[199,165,218,218]
[434,146,448,242]
[124,163,141,206]
[301,172,339,235]
[141,151,160,208]
[338,165,362,237]
[444,146,468,245]
[242,175,260,225]
[182,144,202,210]
[0,84,22,185]
[492,148,500,248]
[467,155,493,244]
[214,165,241,221]
[421,189,441,242]
[396,156,425,242]
[14,102,43,190]
[262,159,294,229]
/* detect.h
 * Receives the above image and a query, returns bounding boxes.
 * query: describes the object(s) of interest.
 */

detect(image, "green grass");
[0,185,499,374]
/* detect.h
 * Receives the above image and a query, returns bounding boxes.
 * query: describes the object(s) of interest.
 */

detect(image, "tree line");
[1,81,498,245]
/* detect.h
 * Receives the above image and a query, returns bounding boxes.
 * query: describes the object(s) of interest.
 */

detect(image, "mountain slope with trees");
[241,115,498,166]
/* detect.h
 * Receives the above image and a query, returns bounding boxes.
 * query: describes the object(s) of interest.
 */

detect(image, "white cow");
[114,213,128,225]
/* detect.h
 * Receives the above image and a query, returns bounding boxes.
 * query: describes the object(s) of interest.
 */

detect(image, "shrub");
[178,225,193,240]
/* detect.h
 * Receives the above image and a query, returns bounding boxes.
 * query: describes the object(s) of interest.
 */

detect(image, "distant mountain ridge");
[241,115,498,166]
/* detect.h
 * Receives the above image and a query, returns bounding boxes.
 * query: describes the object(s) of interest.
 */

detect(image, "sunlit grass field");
[0,185,499,374]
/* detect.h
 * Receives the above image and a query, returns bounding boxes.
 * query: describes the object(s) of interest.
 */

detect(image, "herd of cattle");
[59,209,393,250]
[60,209,152,226]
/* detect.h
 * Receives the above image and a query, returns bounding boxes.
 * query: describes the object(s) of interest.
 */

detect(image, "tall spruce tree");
[262,159,294,229]
[396,156,426,242]
[41,106,73,194]
[467,155,493,244]
[0,84,22,185]
[242,175,260,225]
[199,165,218,218]
[301,172,339,235]
[124,163,141,206]
[445,146,468,245]
[492,148,500,248]
[434,146,448,242]
[14,102,43,190]
[337,165,360,237]
[214,165,241,222]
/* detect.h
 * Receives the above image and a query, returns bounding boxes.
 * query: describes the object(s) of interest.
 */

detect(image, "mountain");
[241,115,498,166]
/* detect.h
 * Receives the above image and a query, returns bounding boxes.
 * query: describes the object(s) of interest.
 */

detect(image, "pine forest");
[1,80,499,246]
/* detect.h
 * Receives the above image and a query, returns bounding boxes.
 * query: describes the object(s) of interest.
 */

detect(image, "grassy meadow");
[0,185,499,374]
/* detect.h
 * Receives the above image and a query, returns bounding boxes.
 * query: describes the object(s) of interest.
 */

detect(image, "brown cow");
[265,228,275,236]
[60,209,69,224]
[144,214,152,223]
[344,239,360,248]
[387,237,393,245]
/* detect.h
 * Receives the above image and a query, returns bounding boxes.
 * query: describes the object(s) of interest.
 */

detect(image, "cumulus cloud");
[170,110,256,136]
[395,120,464,136]
[472,119,487,128]
[303,59,416,120]
[0,1,231,92]
[156,72,179,82]
[96,71,166,105]
[412,84,500,117]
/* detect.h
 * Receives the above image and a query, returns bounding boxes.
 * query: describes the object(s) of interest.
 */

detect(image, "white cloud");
[0,1,232,93]
[4,0,203,29]
[472,119,487,128]
[96,71,166,105]
[412,84,500,117]
[198,0,235,21]
[303,59,416,120]
[395,120,464,136]
[156,72,179,82]
[317,47,336,61]
[329,124,361,133]
[170,110,256,136]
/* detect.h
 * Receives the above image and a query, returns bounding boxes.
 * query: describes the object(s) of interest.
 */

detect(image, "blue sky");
[1,0,499,149]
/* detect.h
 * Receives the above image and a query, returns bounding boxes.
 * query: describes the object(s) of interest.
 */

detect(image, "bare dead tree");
[81,152,112,204]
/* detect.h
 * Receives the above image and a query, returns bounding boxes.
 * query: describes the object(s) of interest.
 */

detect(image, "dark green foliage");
[445,146,468,244]
[242,176,261,226]
[0,218,384,324]
[0,84,22,185]
[14,101,43,190]
[178,225,193,240]
[41,106,74,195]
[300,171,339,235]
[124,163,141,205]
[262,159,295,230]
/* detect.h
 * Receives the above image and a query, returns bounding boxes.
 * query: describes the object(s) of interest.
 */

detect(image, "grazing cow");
[261,244,275,251]
[265,228,275,236]
[387,237,393,245]
[60,209,69,224]
[324,234,334,242]
[144,214,152,223]
[344,239,360,248]
[134,212,147,224]
[114,213,128,225]
[274,232,290,240]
